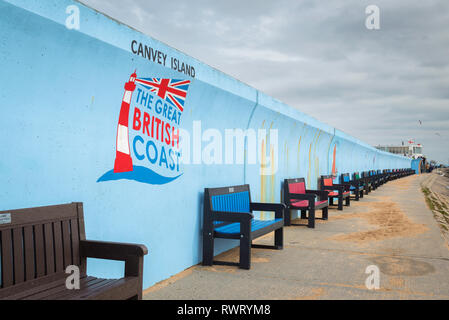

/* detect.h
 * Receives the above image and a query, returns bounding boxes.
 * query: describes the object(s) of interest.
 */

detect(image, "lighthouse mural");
[114,71,137,173]
[99,71,191,185]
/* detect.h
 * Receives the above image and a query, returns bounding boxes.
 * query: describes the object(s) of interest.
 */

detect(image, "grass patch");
[422,187,436,211]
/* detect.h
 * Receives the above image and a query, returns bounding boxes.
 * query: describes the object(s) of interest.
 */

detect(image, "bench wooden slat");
[0,272,67,300]
[53,221,64,273]
[43,223,55,275]
[74,279,120,300]
[12,228,25,284]
[0,203,78,230]
[1,230,14,288]
[70,218,80,266]
[34,225,46,278]
[23,226,35,281]
[45,278,111,300]
[62,220,72,267]
[79,277,140,300]
[24,277,101,300]
[19,275,91,300]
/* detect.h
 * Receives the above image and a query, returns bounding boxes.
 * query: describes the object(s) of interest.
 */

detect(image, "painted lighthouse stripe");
[123,90,132,104]
[117,124,130,154]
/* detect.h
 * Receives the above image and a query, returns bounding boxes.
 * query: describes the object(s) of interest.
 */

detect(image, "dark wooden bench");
[361,171,373,193]
[340,173,364,201]
[369,170,380,190]
[352,172,369,196]
[283,178,329,228]
[319,175,351,210]
[0,203,148,300]
[202,185,285,270]
[376,170,386,186]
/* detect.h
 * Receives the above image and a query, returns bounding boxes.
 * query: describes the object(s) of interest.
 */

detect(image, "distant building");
[375,141,424,159]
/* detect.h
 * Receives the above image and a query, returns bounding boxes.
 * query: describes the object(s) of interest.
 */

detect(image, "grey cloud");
[80,0,449,163]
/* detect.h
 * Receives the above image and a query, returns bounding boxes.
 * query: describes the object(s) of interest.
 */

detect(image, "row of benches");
[202,168,415,269]
[0,168,414,299]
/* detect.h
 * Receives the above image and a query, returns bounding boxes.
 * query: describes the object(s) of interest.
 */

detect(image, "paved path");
[144,174,449,300]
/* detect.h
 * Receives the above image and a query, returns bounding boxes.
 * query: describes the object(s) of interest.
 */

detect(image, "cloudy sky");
[81,0,449,164]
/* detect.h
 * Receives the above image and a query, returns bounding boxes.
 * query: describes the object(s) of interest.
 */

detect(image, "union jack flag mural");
[135,78,190,112]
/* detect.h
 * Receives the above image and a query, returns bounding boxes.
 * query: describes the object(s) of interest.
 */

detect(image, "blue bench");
[340,173,364,201]
[202,185,285,270]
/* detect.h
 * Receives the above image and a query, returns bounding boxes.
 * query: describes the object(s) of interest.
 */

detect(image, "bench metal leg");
[202,233,214,266]
[338,196,343,210]
[239,234,251,270]
[284,209,292,226]
[308,208,315,228]
[252,228,284,250]
[345,196,350,207]
[322,207,328,220]
[360,189,364,198]
[274,227,283,249]
[355,190,360,201]
[301,210,307,219]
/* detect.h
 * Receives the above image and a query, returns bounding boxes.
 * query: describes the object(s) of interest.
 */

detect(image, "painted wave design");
[97,166,182,185]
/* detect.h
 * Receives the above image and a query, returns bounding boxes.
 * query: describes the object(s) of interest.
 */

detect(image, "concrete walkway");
[144,174,449,300]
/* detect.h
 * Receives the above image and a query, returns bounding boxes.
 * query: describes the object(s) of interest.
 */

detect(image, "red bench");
[283,178,329,228]
[319,175,351,210]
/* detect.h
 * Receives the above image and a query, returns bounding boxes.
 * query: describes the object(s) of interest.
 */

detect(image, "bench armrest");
[80,240,148,280]
[80,240,148,260]
[332,183,350,191]
[250,202,285,219]
[322,185,344,191]
[288,193,316,201]
[210,211,254,222]
[306,190,329,200]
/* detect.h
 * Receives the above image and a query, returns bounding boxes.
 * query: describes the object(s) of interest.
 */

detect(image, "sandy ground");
[144,174,449,300]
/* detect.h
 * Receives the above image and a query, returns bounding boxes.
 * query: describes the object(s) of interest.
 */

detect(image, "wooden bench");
[283,178,329,228]
[376,170,386,186]
[369,170,381,190]
[383,169,392,182]
[340,173,364,201]
[0,203,148,300]
[319,175,351,210]
[202,185,285,270]
[361,171,373,193]
[352,172,369,196]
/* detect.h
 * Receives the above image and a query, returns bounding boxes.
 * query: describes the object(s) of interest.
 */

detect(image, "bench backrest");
[283,178,306,204]
[320,175,334,190]
[0,203,86,293]
[204,185,251,229]
[341,173,350,183]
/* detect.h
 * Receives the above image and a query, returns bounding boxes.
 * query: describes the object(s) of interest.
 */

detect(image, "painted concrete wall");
[0,0,412,288]
[411,159,423,174]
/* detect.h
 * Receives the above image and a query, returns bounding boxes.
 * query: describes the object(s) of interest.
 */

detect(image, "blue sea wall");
[411,159,423,174]
[0,0,412,289]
